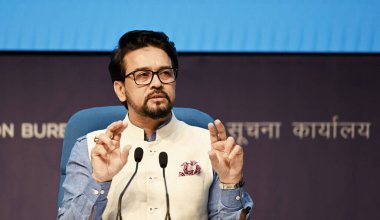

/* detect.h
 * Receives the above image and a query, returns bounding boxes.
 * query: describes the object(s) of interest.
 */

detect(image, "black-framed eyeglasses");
[123,67,177,85]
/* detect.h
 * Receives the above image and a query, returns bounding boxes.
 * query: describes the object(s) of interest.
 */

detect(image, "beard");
[126,89,174,120]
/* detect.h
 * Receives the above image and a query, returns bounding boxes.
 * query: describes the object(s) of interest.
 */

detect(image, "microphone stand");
[116,147,143,220]
[116,162,139,220]
[159,152,171,220]
[162,167,171,220]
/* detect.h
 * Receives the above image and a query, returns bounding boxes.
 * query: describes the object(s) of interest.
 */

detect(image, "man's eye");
[160,70,174,77]
[136,71,151,78]
[161,71,171,76]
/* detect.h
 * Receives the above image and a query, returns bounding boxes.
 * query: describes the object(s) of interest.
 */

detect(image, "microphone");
[159,151,168,168]
[116,147,144,220]
[159,152,171,220]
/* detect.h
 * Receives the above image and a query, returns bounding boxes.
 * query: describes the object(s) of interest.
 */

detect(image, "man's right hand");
[91,120,130,183]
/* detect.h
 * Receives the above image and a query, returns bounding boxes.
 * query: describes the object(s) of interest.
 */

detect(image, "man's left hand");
[208,119,243,184]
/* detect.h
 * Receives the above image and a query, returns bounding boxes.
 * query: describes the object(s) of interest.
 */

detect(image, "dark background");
[0,53,379,219]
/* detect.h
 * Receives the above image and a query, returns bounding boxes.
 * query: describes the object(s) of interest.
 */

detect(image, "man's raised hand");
[208,119,243,184]
[91,121,130,182]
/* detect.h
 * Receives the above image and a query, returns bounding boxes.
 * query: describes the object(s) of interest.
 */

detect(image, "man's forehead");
[123,46,172,71]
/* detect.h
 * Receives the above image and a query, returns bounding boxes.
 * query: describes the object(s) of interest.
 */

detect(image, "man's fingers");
[105,121,128,140]
[228,144,243,160]
[105,120,123,137]
[210,136,236,154]
[208,150,220,170]
[96,133,115,152]
[223,136,235,156]
[215,119,227,141]
[211,142,225,152]
[92,144,108,160]
[208,122,219,143]
[111,122,128,141]
[95,121,128,152]
[209,119,228,142]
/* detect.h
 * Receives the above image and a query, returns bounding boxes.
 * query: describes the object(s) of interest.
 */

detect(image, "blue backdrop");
[1,0,379,52]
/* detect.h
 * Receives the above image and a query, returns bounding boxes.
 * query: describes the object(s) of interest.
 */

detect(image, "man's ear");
[114,81,127,102]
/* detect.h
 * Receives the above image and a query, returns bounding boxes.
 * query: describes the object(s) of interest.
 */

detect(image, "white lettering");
[47,123,58,138]
[21,123,34,138]
[59,123,66,138]
[0,123,14,138]
[21,122,67,139]
[33,123,46,139]
[292,116,371,140]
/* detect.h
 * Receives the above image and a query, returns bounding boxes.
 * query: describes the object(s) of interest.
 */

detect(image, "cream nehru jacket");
[86,113,214,220]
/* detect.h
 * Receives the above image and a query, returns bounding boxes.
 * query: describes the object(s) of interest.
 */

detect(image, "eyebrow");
[132,66,173,72]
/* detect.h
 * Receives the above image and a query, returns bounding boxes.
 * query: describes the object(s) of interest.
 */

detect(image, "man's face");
[115,46,176,119]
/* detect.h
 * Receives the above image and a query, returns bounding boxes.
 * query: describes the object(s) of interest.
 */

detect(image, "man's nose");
[149,73,163,88]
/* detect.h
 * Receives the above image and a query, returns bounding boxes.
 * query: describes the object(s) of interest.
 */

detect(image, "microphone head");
[159,152,168,168]
[134,147,144,163]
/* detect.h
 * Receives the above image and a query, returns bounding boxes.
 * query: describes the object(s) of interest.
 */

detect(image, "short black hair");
[108,30,178,83]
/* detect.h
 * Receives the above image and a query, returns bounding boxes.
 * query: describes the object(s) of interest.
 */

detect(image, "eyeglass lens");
[134,68,176,85]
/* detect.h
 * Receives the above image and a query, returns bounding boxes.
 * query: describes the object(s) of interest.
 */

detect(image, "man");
[58,30,253,219]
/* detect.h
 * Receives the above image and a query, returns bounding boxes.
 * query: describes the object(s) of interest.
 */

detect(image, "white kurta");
[86,114,214,220]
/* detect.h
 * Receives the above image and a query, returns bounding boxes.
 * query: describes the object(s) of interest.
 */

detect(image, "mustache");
[145,90,170,101]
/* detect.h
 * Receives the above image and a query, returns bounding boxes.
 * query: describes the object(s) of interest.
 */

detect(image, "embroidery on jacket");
[179,160,201,176]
